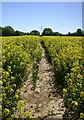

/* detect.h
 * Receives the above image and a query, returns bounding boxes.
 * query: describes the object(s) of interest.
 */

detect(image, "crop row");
[1,36,84,120]
[42,36,84,120]
[2,36,42,119]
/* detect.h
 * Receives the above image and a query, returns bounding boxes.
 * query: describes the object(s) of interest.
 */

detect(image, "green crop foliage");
[2,36,84,120]
[42,36,84,120]
[2,36,42,119]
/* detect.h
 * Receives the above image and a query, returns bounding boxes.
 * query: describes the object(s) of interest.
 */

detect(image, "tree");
[76,28,83,36]
[2,26,14,36]
[14,30,23,36]
[42,28,53,36]
[26,32,30,35]
[30,30,40,36]
[53,32,60,36]
[0,27,2,36]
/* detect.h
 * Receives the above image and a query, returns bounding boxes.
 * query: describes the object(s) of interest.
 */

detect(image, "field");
[1,36,84,120]
[42,36,84,119]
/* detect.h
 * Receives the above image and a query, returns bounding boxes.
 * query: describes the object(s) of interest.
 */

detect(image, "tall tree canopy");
[2,26,14,36]
[42,28,53,36]
[0,27,2,36]
[30,30,40,35]
[76,28,83,36]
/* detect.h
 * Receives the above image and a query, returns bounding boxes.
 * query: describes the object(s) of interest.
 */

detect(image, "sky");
[2,2,82,34]
[1,0,83,2]
[82,1,84,30]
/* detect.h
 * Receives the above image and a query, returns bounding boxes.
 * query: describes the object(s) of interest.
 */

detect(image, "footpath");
[19,44,64,119]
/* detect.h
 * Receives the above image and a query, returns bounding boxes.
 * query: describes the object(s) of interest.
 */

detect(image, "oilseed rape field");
[1,36,84,120]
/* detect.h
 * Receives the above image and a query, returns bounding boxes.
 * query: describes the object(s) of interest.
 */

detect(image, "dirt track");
[19,44,65,119]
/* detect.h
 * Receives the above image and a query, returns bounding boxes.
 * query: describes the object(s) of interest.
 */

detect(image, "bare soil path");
[19,44,65,119]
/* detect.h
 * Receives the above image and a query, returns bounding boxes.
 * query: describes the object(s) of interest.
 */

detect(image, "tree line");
[0,26,84,36]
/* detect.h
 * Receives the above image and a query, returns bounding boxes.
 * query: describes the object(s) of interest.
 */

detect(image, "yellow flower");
[80,91,84,97]
[0,81,3,86]
[18,100,24,107]
[4,108,10,115]
[74,101,78,106]
[80,113,84,118]
[63,89,67,94]
[24,111,30,117]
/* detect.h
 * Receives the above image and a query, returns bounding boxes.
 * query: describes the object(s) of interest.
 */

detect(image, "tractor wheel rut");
[19,43,65,119]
